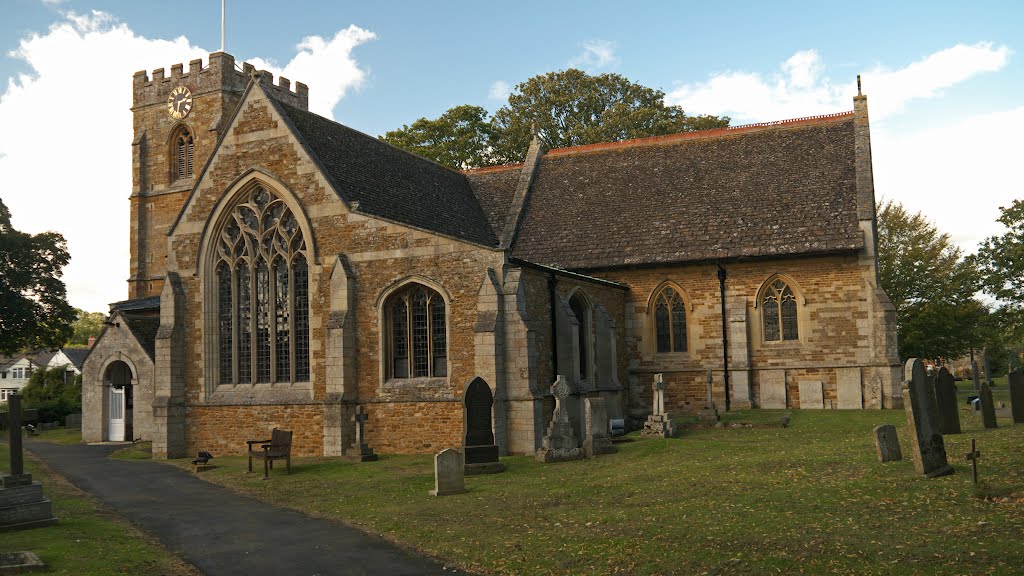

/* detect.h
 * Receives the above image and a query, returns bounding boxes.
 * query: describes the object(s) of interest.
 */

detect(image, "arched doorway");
[105,361,133,441]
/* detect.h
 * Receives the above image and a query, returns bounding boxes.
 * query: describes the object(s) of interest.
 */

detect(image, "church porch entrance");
[105,361,134,442]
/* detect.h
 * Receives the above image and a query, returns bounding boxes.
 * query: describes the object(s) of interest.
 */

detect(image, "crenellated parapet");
[132,51,308,111]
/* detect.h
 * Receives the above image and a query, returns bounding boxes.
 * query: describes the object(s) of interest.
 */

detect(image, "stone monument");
[1009,368,1024,424]
[697,369,719,423]
[971,359,981,391]
[902,358,954,478]
[428,448,466,496]
[582,397,615,458]
[979,382,998,429]
[463,379,504,474]
[933,367,961,435]
[0,393,58,531]
[351,405,377,462]
[535,376,584,463]
[872,424,902,463]
[642,373,676,438]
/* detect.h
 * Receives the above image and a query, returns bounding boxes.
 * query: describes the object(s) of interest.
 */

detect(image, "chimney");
[88,335,96,349]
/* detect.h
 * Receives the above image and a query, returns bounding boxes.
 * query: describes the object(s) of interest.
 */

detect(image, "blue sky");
[1,0,1022,310]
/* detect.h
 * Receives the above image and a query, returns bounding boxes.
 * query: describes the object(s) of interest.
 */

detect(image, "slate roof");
[0,355,24,372]
[508,113,864,270]
[123,315,160,361]
[61,348,90,370]
[110,296,161,313]
[464,165,523,239]
[273,100,500,248]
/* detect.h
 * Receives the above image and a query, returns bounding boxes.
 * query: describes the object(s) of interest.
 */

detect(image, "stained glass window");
[653,287,687,353]
[386,284,447,379]
[763,279,798,342]
[215,184,309,384]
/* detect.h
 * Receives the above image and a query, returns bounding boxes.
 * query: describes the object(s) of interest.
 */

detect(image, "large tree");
[382,69,730,169]
[976,199,1024,340]
[67,309,106,347]
[876,201,984,360]
[0,198,76,354]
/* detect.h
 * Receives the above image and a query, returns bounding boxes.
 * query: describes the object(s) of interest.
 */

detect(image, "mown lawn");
[1,431,197,576]
[170,403,1024,575]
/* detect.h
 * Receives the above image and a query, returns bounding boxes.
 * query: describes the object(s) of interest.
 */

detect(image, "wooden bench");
[246,428,293,479]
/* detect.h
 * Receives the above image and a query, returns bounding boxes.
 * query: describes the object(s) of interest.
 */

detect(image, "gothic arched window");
[762,279,799,342]
[653,286,687,353]
[173,126,194,180]
[385,284,447,379]
[215,185,309,384]
[569,292,590,381]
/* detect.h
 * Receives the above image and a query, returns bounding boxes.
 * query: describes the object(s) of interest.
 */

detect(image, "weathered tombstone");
[463,379,504,474]
[902,358,955,478]
[872,424,902,463]
[582,397,615,458]
[760,370,787,409]
[642,373,676,437]
[697,369,720,423]
[1008,368,1024,425]
[979,382,998,429]
[971,360,981,391]
[428,448,466,496]
[352,405,377,462]
[982,348,993,385]
[0,393,58,530]
[535,376,584,463]
[798,380,824,409]
[933,367,961,435]
[836,367,863,409]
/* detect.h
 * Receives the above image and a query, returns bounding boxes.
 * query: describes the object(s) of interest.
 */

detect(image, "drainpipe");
[718,263,731,412]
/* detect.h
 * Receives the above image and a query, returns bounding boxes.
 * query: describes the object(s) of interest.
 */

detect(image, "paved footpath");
[27,441,468,576]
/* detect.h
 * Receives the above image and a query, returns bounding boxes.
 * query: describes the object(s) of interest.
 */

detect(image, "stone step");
[0,483,44,507]
[0,499,54,526]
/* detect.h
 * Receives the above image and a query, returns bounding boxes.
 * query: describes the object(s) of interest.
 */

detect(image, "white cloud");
[0,11,373,311]
[569,40,617,71]
[488,80,511,101]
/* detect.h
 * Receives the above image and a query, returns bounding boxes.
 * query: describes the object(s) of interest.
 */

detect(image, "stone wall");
[186,404,323,457]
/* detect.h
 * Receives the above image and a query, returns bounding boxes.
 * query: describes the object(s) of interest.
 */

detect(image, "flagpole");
[220,0,225,53]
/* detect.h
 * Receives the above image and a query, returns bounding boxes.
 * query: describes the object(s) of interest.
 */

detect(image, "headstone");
[1008,368,1024,424]
[0,394,58,531]
[428,448,466,496]
[798,380,824,409]
[902,358,954,478]
[642,373,676,438]
[872,424,902,462]
[760,370,787,409]
[933,367,961,435]
[352,405,377,462]
[965,438,981,485]
[535,376,584,463]
[971,360,981,391]
[981,348,993,385]
[836,368,863,409]
[582,397,615,458]
[979,382,998,429]
[698,369,719,423]
[463,379,504,474]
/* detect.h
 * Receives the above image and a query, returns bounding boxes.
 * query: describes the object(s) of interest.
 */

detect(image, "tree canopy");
[382,69,730,169]
[67,309,106,347]
[976,199,1024,341]
[20,365,82,423]
[876,201,985,360]
[0,198,75,355]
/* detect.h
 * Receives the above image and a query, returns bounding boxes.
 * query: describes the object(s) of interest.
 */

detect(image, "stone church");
[82,52,901,458]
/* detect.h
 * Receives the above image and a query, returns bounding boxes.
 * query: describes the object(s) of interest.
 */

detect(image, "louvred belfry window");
[762,279,799,342]
[215,185,309,384]
[386,284,447,379]
[174,127,194,180]
[654,287,687,353]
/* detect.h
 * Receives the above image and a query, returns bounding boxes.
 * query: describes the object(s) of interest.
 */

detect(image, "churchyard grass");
[0,437,198,575]
[172,404,1024,576]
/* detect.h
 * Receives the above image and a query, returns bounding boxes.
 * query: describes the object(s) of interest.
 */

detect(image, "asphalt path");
[27,441,468,576]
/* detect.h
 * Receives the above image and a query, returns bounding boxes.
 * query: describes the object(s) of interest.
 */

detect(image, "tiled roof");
[0,355,24,372]
[510,114,863,270]
[464,165,522,243]
[110,296,161,312]
[124,315,160,361]
[273,101,500,248]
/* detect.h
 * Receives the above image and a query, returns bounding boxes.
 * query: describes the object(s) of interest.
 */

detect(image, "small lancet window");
[654,287,687,353]
[762,279,799,341]
[174,127,195,180]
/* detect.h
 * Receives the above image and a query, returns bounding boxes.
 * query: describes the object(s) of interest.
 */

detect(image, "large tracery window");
[173,126,194,180]
[654,286,687,353]
[216,185,309,384]
[762,279,799,342]
[386,284,447,379]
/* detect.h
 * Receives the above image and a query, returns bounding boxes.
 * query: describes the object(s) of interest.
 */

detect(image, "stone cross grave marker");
[1,393,58,531]
[872,424,902,463]
[535,376,583,463]
[642,373,676,437]
[706,369,714,409]
[582,397,615,458]
[902,358,954,478]
[352,405,377,462]
[965,438,981,485]
[933,367,961,435]
[1008,368,1024,424]
[979,382,998,429]
[429,448,466,496]
[698,369,719,423]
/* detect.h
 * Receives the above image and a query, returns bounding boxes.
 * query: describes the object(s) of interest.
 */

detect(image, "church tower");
[127,52,308,299]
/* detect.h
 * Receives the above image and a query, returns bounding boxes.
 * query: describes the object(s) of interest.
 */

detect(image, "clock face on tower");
[167,86,193,119]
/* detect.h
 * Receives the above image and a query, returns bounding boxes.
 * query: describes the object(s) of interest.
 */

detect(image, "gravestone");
[0,394,58,531]
[979,382,998,429]
[902,358,954,478]
[351,405,377,462]
[982,348,993,385]
[697,369,719,423]
[463,379,504,474]
[582,397,615,458]
[836,368,863,409]
[933,367,961,435]
[535,376,584,463]
[971,360,981,391]
[798,380,824,409]
[872,424,902,462]
[642,373,676,438]
[760,370,787,409]
[1008,368,1024,424]
[428,448,466,496]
